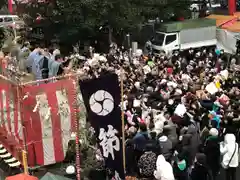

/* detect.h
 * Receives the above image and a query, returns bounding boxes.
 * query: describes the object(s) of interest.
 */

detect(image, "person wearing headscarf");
[220,133,239,180]
[154,154,175,180]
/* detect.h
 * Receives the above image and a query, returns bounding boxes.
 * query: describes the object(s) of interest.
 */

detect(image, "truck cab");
[151,32,179,55]
[151,18,217,55]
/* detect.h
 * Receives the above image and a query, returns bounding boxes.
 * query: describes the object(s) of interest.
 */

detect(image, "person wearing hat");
[203,128,220,180]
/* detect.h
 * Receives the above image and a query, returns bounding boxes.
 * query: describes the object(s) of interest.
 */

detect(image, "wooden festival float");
[0,28,82,179]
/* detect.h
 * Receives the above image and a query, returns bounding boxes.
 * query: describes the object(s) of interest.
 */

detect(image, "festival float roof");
[6,174,39,180]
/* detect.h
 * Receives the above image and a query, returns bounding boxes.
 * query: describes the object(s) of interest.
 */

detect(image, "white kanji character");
[98,125,120,160]
[112,170,121,180]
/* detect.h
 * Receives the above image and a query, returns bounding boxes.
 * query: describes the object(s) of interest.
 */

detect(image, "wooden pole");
[120,68,126,173]
[71,79,81,180]
[22,150,28,174]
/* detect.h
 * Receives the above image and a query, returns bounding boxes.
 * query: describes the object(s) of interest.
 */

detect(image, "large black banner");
[80,73,124,179]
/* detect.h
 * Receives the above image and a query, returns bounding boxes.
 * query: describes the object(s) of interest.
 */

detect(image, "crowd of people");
[7,41,240,180]
[88,46,238,180]
[120,47,240,180]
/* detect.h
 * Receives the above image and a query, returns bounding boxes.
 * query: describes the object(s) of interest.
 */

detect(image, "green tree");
[0,0,7,12]
[17,0,191,45]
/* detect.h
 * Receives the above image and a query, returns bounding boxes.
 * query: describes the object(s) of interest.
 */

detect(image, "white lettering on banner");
[2,90,9,133]
[112,171,121,180]
[98,125,120,160]
[9,96,15,138]
[17,108,23,141]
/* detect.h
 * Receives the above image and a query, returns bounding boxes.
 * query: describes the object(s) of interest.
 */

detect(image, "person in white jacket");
[220,133,239,180]
[154,154,175,180]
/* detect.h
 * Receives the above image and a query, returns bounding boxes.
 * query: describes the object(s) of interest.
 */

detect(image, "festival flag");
[80,73,125,179]
[21,79,76,167]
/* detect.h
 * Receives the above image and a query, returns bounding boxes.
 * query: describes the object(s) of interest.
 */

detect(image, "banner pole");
[120,68,126,173]
[22,150,28,174]
[72,78,81,180]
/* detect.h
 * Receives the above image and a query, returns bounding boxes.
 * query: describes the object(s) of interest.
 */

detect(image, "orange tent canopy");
[206,14,236,27]
[6,174,39,180]
[222,22,240,32]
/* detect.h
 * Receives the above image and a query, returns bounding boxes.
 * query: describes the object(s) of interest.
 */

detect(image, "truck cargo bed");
[180,26,216,44]
[157,19,216,32]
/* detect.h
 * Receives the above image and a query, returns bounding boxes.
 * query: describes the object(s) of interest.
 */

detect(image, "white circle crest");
[89,90,114,116]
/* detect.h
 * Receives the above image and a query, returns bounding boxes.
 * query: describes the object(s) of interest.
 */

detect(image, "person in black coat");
[125,139,136,176]
[148,131,161,155]
[204,128,220,180]
[191,153,212,180]
[173,153,188,180]
[175,133,192,169]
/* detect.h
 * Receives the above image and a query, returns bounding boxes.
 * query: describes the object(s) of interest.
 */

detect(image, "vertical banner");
[80,73,125,179]
[21,79,76,167]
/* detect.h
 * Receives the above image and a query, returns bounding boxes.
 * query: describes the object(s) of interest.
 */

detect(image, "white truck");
[151,18,217,55]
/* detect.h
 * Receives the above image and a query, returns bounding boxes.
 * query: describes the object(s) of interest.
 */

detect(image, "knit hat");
[209,128,218,137]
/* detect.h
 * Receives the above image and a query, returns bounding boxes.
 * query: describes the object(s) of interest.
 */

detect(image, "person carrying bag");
[220,134,239,180]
